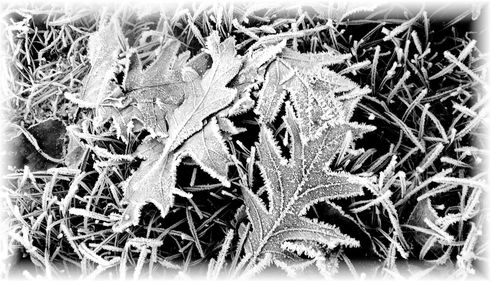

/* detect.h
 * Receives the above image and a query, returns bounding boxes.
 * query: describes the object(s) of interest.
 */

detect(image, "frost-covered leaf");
[98,40,214,139]
[162,33,241,151]
[76,18,125,108]
[70,23,242,231]
[112,33,241,232]
[114,117,232,232]
[105,40,185,137]
[254,48,370,142]
[241,101,374,271]
[235,40,287,92]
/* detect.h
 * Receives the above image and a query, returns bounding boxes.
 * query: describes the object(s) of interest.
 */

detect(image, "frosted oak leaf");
[240,44,374,273]
[66,18,125,108]
[112,33,242,232]
[255,48,370,143]
[99,40,214,139]
[240,103,375,274]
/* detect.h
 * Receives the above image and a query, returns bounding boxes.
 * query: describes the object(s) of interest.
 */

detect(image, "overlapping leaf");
[242,105,373,271]
[100,41,213,139]
[112,32,243,232]
[69,18,247,232]
[114,117,233,232]
[241,48,375,272]
[71,18,125,108]
[255,48,370,137]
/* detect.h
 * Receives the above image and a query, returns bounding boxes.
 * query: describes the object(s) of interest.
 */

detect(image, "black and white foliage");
[1,2,487,280]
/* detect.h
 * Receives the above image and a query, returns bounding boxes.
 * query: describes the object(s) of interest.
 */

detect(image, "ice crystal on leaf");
[240,47,375,274]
